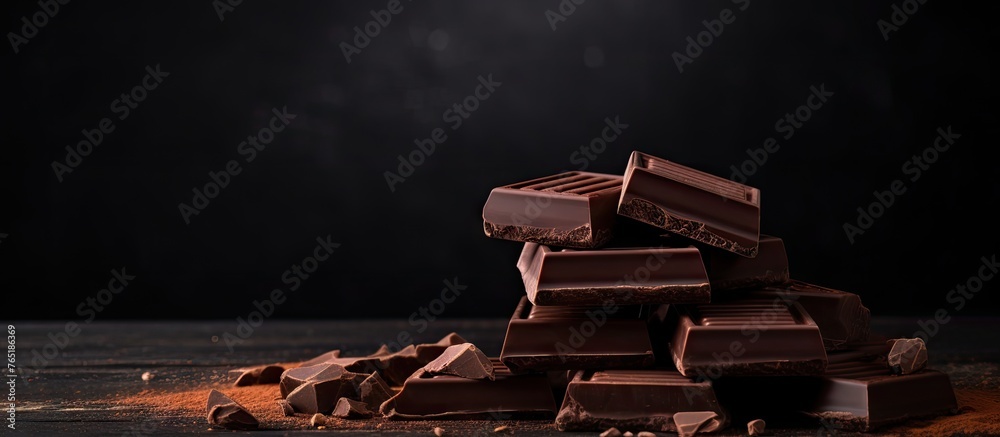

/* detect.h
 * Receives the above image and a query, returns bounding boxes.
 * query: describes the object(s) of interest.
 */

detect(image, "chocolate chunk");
[299,349,341,367]
[618,151,760,257]
[669,297,828,376]
[231,364,285,386]
[483,171,623,248]
[415,332,468,363]
[284,370,367,414]
[424,343,494,380]
[599,427,623,437]
[555,370,727,432]
[206,390,259,431]
[279,363,350,397]
[741,281,871,350]
[673,411,721,437]
[747,419,766,436]
[500,297,659,373]
[309,413,327,427]
[331,397,374,419]
[887,338,928,375]
[704,235,789,290]
[384,359,557,419]
[517,242,711,306]
[636,432,656,437]
[358,372,394,409]
[278,399,295,416]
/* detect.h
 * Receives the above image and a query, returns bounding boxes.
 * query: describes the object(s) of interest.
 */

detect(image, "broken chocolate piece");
[555,370,728,432]
[747,419,766,436]
[384,359,557,419]
[886,338,928,375]
[278,399,295,416]
[600,427,623,437]
[359,372,394,409]
[517,242,711,305]
[285,370,368,414]
[424,343,494,380]
[741,281,871,350]
[415,332,468,363]
[674,411,721,437]
[299,349,341,367]
[309,413,327,427]
[332,397,374,419]
[618,151,760,257]
[483,171,623,248]
[231,364,285,386]
[206,390,259,431]
[279,363,350,398]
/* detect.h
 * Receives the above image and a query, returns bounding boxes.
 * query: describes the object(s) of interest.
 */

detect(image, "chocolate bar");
[555,369,729,432]
[383,358,557,419]
[500,296,658,373]
[483,172,622,248]
[669,297,828,377]
[740,281,870,350]
[618,151,761,257]
[703,235,789,290]
[517,242,711,306]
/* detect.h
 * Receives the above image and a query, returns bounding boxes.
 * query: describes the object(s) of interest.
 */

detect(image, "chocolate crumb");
[748,419,766,436]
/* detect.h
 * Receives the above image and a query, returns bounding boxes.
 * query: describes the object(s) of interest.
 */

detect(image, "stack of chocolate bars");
[477,151,958,434]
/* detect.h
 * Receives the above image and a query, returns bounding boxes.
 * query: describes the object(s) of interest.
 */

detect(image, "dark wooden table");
[8,318,999,436]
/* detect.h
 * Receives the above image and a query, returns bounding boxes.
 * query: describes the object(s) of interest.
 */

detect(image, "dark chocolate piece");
[805,355,957,431]
[517,242,711,306]
[618,151,760,257]
[747,419,766,436]
[669,297,828,377]
[703,235,789,290]
[886,338,928,375]
[358,372,394,409]
[483,172,623,248]
[278,399,295,416]
[742,281,871,350]
[206,390,259,430]
[383,359,557,419]
[674,411,722,437]
[295,345,423,386]
[424,343,494,380]
[332,398,374,419]
[231,364,285,386]
[415,332,468,363]
[279,363,350,398]
[285,371,367,414]
[299,350,341,367]
[555,369,728,432]
[500,297,657,373]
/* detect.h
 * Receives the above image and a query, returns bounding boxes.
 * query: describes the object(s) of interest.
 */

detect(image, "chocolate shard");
[599,427,623,437]
[383,359,557,419]
[331,397,374,419]
[673,411,722,437]
[500,297,658,373]
[483,171,623,248]
[617,151,760,257]
[206,390,259,431]
[636,432,656,437]
[415,332,468,364]
[517,242,711,306]
[299,349,342,367]
[703,235,789,290]
[740,281,871,350]
[555,370,728,432]
[279,363,350,398]
[747,419,766,436]
[886,338,928,375]
[290,346,424,387]
[669,297,828,376]
[359,372,394,409]
[278,399,295,416]
[424,343,494,380]
[285,371,368,415]
[231,364,285,386]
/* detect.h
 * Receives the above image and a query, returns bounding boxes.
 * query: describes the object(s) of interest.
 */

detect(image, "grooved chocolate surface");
[555,369,729,432]
[669,297,828,377]
[483,172,623,248]
[517,242,711,306]
[741,281,871,350]
[500,297,657,373]
[618,151,761,257]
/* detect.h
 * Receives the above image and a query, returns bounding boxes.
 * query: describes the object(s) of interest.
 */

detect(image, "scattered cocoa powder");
[885,388,1000,436]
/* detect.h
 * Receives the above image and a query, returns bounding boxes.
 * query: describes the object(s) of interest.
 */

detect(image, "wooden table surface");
[7,317,999,436]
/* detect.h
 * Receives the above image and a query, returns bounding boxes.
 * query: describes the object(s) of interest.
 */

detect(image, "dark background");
[2,1,997,321]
